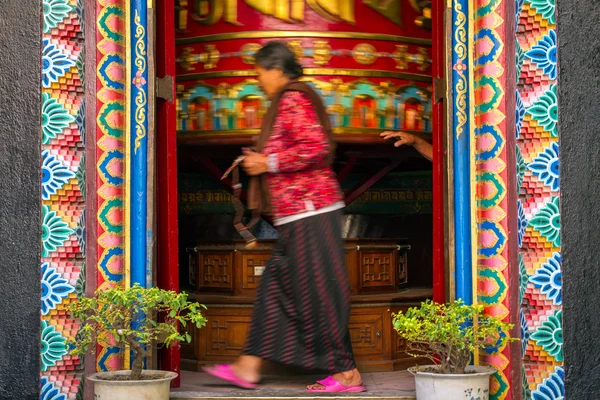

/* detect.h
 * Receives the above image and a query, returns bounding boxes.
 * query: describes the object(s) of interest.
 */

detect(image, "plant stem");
[127,334,148,380]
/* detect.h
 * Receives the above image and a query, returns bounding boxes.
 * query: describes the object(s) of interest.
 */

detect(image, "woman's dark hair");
[254,41,304,79]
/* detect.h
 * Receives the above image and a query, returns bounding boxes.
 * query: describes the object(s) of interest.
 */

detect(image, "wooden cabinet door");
[197,307,254,361]
[348,308,390,360]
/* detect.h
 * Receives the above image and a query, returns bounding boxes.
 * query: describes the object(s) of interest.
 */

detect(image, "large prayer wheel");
[175,0,433,143]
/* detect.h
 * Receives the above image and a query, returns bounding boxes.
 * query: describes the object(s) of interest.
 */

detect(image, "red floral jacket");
[262,91,344,223]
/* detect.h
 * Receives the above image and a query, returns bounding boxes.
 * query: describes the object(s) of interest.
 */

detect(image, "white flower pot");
[87,370,178,400]
[409,365,496,400]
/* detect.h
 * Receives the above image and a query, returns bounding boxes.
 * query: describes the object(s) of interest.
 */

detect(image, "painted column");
[452,0,473,304]
[451,0,522,397]
[128,0,149,289]
[96,0,127,372]
[473,0,521,399]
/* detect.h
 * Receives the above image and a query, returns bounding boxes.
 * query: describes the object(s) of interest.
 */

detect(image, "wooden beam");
[344,161,401,206]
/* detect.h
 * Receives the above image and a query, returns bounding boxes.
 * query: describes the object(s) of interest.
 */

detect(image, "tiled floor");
[171,370,416,399]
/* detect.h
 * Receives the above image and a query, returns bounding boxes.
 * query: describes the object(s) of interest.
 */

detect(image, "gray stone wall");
[559,0,600,398]
[0,0,42,396]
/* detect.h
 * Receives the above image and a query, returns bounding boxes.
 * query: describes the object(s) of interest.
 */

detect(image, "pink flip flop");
[306,375,366,393]
[201,364,258,390]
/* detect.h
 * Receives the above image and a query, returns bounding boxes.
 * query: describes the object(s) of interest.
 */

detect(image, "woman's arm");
[242,92,330,176]
[380,131,433,161]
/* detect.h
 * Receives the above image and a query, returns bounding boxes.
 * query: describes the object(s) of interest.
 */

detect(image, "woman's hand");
[380,131,420,147]
[380,131,433,161]
[241,149,268,176]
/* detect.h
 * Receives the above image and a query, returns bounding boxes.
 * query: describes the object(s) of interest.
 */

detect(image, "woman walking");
[202,41,365,393]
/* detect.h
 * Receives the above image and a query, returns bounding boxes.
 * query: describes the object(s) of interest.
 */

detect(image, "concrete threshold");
[172,370,416,400]
[170,391,416,400]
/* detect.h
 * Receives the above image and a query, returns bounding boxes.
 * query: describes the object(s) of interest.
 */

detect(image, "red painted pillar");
[155,0,181,387]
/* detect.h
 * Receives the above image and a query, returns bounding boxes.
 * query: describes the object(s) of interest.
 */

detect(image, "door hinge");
[156,75,175,102]
[433,76,445,104]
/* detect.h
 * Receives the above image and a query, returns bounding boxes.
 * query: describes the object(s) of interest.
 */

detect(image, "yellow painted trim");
[175,30,432,46]
[468,0,479,366]
[177,69,432,82]
[468,0,477,308]
[124,0,132,370]
[444,6,456,303]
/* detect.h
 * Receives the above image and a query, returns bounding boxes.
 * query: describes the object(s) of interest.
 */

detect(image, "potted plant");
[69,284,207,400]
[392,300,516,400]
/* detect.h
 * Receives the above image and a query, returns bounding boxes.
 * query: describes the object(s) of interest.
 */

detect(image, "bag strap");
[224,157,260,248]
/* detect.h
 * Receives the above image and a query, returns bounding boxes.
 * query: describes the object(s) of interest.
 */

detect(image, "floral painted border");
[516,0,563,397]
[41,0,86,396]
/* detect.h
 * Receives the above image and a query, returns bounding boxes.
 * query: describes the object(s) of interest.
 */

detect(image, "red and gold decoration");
[174,0,434,144]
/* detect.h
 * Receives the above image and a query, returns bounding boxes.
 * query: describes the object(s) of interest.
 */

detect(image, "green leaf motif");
[516,41,524,85]
[43,0,71,33]
[531,310,563,362]
[42,205,74,257]
[75,262,86,297]
[526,0,555,25]
[41,320,68,371]
[519,254,529,304]
[529,196,560,247]
[77,48,85,91]
[76,153,86,198]
[42,93,74,145]
[517,145,526,193]
[526,84,558,138]
[522,365,532,399]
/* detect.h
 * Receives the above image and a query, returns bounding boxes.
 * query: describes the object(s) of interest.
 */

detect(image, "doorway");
[155,0,447,392]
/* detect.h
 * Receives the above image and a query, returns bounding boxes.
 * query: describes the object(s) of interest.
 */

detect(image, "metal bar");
[177,128,433,137]
[145,5,157,371]
[444,5,456,304]
[196,158,249,203]
[175,31,433,46]
[146,6,156,291]
[196,158,274,226]
[187,244,412,252]
[176,69,432,83]
[187,246,274,252]
[349,245,412,251]
[337,155,358,184]
[344,161,401,206]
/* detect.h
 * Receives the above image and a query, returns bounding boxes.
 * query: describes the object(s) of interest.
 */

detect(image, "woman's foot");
[231,355,262,384]
[202,356,262,388]
[306,368,363,391]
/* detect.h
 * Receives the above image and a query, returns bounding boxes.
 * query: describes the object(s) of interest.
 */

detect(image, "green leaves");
[69,284,208,379]
[392,300,516,374]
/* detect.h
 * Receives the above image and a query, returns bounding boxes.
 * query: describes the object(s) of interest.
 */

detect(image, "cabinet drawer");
[358,250,397,292]
[197,252,234,291]
[238,252,270,294]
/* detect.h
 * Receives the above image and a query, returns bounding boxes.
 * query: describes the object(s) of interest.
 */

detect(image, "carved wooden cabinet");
[182,239,428,372]
[187,239,410,296]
